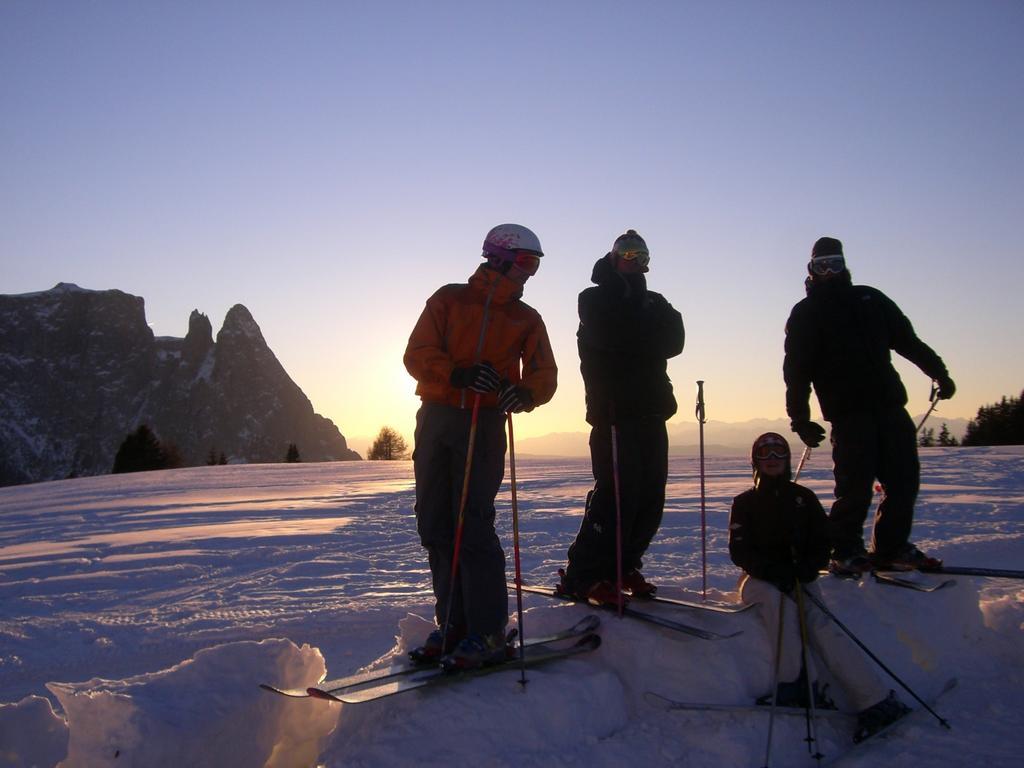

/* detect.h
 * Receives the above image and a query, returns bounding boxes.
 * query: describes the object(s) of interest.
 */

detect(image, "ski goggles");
[486,245,542,275]
[618,249,650,268]
[511,251,541,275]
[753,439,789,461]
[808,254,846,276]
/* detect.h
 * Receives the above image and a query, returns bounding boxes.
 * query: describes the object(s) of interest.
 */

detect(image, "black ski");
[825,569,957,592]
[519,585,742,641]
[310,634,601,704]
[872,572,957,592]
[260,614,600,699]
[821,678,957,765]
[919,565,1024,579]
[644,691,850,721]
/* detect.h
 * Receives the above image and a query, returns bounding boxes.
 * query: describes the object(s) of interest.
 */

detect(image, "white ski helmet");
[482,223,543,260]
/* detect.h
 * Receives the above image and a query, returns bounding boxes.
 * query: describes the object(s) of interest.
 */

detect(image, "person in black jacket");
[557,230,685,605]
[730,433,908,733]
[784,236,956,576]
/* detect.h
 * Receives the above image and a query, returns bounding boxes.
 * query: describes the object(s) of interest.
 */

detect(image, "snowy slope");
[0,448,1022,767]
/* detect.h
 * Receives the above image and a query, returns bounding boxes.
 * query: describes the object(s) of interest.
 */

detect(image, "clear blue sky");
[3,1,1022,452]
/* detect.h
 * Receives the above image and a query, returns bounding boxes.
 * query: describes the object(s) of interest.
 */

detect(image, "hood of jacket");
[591,255,647,298]
[469,263,525,303]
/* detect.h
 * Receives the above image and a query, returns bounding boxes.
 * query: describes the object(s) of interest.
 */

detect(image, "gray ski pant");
[413,401,508,638]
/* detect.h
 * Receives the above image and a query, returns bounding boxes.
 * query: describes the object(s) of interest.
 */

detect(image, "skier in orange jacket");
[404,223,557,669]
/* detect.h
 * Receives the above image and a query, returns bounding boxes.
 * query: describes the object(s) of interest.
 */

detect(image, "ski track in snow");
[0,447,1022,767]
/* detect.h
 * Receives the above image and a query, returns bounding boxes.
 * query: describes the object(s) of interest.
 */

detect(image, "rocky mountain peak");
[0,286,360,486]
[219,304,265,345]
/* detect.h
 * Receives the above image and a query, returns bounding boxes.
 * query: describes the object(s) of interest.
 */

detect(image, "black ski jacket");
[784,274,950,423]
[577,257,685,426]
[728,479,829,589]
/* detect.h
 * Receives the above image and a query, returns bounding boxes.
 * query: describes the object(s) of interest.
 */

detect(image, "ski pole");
[793,581,824,763]
[610,420,625,618]
[695,381,707,600]
[441,392,482,651]
[506,412,528,687]
[793,446,811,482]
[916,382,940,433]
[803,589,952,730]
[761,589,786,768]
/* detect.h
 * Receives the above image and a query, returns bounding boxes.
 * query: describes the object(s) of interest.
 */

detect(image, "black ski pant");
[413,401,508,639]
[828,407,920,560]
[564,417,668,590]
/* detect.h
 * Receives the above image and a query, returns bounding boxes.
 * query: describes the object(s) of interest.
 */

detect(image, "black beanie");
[613,229,648,256]
[811,237,843,258]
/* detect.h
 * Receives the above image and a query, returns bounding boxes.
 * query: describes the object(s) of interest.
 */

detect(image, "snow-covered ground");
[1,447,1022,767]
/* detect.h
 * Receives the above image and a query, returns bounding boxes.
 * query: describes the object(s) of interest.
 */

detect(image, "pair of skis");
[260,615,601,704]
[648,678,957,763]
[517,584,748,641]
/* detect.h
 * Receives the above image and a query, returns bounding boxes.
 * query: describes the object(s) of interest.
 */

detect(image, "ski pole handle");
[915,382,940,433]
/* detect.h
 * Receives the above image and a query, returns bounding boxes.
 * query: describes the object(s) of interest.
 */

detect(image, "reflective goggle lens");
[809,255,846,276]
[513,251,541,275]
[620,249,650,267]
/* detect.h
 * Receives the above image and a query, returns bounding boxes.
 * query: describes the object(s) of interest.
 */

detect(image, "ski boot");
[409,624,465,665]
[555,568,580,599]
[756,680,805,708]
[854,691,910,742]
[872,543,942,572]
[440,632,508,672]
[585,579,629,607]
[755,675,836,710]
[622,569,657,598]
[829,551,873,579]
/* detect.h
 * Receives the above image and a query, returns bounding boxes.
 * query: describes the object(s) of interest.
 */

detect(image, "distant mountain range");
[514,416,970,457]
[0,283,359,486]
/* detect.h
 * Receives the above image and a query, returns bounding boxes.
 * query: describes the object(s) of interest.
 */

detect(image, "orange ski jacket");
[404,265,557,410]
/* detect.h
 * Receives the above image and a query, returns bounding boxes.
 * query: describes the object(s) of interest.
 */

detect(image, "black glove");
[791,419,826,448]
[498,383,533,413]
[936,374,956,400]
[450,362,501,394]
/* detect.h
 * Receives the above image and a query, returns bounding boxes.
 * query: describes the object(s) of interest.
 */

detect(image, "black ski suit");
[729,477,830,591]
[783,273,951,559]
[728,475,889,711]
[563,257,685,591]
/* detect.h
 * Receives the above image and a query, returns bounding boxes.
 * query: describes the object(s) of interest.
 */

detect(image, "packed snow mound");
[0,695,68,768]
[45,639,334,768]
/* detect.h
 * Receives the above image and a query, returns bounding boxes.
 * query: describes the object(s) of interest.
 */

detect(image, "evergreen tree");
[285,443,301,463]
[962,390,1024,446]
[937,423,959,447]
[113,425,179,473]
[919,427,935,447]
[207,448,218,466]
[367,427,409,460]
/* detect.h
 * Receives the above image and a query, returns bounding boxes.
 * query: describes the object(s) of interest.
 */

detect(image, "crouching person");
[729,432,909,741]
